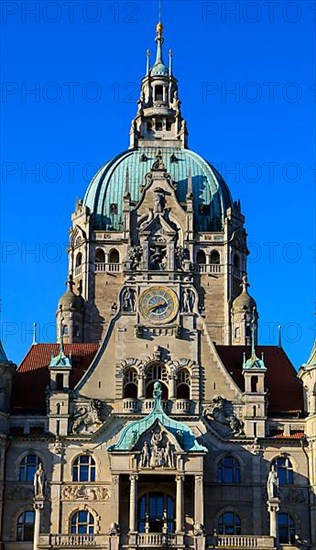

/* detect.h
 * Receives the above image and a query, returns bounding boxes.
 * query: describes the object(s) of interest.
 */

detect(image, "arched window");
[70,510,94,534]
[210,250,220,264]
[217,456,241,484]
[197,250,206,265]
[272,456,294,485]
[123,368,138,399]
[76,252,82,267]
[278,513,296,544]
[138,493,175,533]
[109,249,119,264]
[218,512,241,535]
[19,455,41,482]
[176,369,190,399]
[95,249,105,263]
[17,510,35,541]
[145,364,168,399]
[63,325,69,335]
[72,455,96,482]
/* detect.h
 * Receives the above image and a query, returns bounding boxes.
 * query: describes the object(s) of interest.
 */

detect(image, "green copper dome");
[83,147,233,232]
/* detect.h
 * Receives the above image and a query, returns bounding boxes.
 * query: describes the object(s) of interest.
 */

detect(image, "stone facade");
[0,20,315,550]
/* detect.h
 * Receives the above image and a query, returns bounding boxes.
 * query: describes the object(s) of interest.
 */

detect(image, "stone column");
[129,474,138,532]
[268,499,280,541]
[194,475,204,526]
[176,474,184,533]
[169,375,176,400]
[138,375,145,399]
[33,499,44,550]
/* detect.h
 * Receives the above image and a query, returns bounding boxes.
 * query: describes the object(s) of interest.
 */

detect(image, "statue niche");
[139,213,179,272]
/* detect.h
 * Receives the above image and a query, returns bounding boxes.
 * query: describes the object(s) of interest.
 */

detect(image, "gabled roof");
[11,343,99,414]
[215,345,304,417]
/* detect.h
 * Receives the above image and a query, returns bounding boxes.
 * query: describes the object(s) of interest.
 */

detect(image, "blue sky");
[1,0,315,368]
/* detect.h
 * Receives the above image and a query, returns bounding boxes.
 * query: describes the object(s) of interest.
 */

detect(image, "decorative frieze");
[62,484,111,501]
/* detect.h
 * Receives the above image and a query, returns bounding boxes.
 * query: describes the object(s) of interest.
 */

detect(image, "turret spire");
[155,21,164,65]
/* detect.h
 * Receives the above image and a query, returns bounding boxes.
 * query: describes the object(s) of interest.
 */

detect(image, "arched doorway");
[138,492,175,533]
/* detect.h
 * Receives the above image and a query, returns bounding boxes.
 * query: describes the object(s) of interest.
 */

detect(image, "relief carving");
[62,485,110,501]
[139,427,175,469]
[70,400,108,435]
[204,396,244,436]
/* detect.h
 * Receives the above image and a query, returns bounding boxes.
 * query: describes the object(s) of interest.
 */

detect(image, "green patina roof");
[108,382,207,452]
[83,147,232,232]
[49,347,72,369]
[243,352,267,371]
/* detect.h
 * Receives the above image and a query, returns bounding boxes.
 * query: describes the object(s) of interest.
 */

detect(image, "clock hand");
[148,301,167,312]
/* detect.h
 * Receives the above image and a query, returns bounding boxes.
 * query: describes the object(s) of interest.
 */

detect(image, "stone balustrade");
[215,535,275,548]
[38,534,111,548]
[135,533,177,546]
[122,398,139,412]
[196,264,222,274]
[95,263,120,273]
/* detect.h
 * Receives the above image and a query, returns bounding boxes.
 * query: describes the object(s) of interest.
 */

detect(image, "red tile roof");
[11,344,99,414]
[215,345,304,417]
[269,431,305,439]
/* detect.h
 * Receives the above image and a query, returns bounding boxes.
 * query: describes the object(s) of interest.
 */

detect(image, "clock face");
[139,287,178,324]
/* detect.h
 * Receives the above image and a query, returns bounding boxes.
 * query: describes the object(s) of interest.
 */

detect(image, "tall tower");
[58,22,255,347]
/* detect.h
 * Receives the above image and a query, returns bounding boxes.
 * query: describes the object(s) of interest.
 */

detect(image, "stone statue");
[154,191,165,214]
[71,400,104,435]
[34,463,45,499]
[152,150,165,171]
[122,287,135,312]
[183,288,195,313]
[149,244,167,270]
[204,396,244,436]
[126,246,142,270]
[267,465,279,500]
[140,441,150,467]
[164,440,175,468]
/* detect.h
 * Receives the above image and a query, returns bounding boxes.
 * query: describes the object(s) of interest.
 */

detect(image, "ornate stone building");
[0,21,315,550]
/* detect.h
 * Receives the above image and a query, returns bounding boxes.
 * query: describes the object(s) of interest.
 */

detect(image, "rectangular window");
[156,119,163,131]
[155,86,163,101]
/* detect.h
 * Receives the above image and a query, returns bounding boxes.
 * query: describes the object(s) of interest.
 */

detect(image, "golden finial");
[156,21,163,38]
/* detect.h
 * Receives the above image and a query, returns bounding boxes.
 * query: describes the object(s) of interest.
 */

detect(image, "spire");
[169,49,173,76]
[251,307,256,357]
[58,305,65,355]
[146,49,150,76]
[49,304,72,369]
[155,21,164,64]
[32,322,38,346]
[278,324,282,347]
[151,21,168,76]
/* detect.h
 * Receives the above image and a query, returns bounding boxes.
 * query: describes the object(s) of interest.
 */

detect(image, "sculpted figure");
[140,441,150,467]
[267,465,279,500]
[34,463,45,499]
[122,287,135,312]
[183,288,195,313]
[164,440,175,468]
